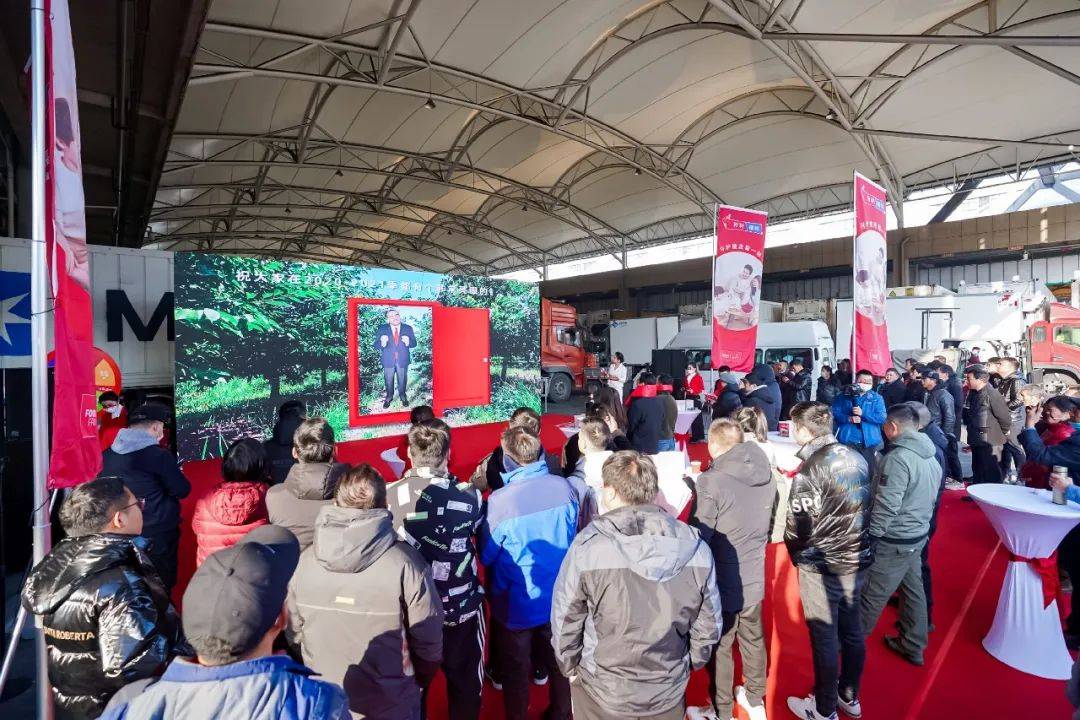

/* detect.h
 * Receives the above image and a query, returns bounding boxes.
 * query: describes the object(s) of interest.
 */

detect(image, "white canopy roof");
[149,0,1080,275]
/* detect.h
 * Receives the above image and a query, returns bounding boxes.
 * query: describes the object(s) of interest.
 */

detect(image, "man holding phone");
[376,308,416,408]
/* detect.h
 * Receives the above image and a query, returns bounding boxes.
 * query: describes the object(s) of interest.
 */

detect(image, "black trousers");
[708,603,766,719]
[944,434,963,481]
[383,364,408,401]
[143,529,179,595]
[1060,526,1080,636]
[999,438,1025,478]
[970,444,1002,485]
[798,568,867,718]
[491,620,571,720]
[422,616,484,720]
[853,444,879,478]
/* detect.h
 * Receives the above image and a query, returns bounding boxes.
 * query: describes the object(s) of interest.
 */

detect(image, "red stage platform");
[176,415,1073,720]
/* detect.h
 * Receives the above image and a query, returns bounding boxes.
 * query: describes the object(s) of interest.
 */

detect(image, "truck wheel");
[585,380,602,397]
[547,373,572,403]
[1041,372,1076,395]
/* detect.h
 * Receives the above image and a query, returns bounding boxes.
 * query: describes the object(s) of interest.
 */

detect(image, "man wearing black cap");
[101,401,190,593]
[101,525,351,720]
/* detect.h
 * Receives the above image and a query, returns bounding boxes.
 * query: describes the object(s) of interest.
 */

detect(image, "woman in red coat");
[1021,395,1075,489]
[192,438,270,565]
[684,362,705,397]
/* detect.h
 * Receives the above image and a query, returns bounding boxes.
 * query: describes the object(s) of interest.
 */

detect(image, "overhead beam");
[759,31,1080,47]
[851,126,1077,149]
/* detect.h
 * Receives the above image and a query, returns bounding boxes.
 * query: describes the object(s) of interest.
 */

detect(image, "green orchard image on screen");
[173,253,541,462]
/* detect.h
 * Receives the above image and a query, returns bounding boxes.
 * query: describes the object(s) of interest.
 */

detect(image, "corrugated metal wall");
[761,274,852,302]
[915,253,1080,289]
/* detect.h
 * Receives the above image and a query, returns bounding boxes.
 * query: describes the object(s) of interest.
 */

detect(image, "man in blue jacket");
[101,525,350,720]
[480,427,577,720]
[832,369,887,475]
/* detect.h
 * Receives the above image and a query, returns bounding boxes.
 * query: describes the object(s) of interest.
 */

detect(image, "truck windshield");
[763,347,813,371]
[1054,326,1080,348]
[557,327,582,347]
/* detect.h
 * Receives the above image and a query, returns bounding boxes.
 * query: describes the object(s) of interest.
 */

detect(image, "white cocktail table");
[967,484,1080,679]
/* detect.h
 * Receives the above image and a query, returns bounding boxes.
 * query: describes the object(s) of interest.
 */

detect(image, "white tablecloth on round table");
[967,484,1080,679]
[380,447,405,480]
[766,431,802,473]
[674,409,699,436]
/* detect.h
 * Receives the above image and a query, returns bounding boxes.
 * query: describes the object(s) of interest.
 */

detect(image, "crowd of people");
[19,344,1080,720]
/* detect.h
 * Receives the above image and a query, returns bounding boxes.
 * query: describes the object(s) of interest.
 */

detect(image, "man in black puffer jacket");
[263,399,306,485]
[784,402,873,720]
[101,402,190,593]
[22,476,187,719]
[789,358,813,404]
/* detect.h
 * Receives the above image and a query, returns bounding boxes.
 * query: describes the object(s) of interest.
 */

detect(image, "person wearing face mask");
[831,370,887,475]
[97,390,128,451]
[101,402,190,593]
[684,362,705,399]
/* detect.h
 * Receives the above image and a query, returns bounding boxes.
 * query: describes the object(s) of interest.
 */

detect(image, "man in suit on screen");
[376,308,416,408]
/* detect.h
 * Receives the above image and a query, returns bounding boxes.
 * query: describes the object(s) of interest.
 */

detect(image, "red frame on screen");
[347,297,439,428]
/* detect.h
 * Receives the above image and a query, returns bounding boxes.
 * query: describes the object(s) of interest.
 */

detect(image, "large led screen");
[174,254,540,461]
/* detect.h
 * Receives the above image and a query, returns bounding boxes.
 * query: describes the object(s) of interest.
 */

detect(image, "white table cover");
[766,431,802,474]
[967,484,1080,679]
[650,451,693,518]
[674,409,699,436]
[380,447,406,480]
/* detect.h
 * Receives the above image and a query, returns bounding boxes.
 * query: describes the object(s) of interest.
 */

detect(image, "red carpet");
[177,417,1074,719]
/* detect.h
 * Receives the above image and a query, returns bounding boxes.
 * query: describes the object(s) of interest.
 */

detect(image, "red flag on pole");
[852,171,891,376]
[45,0,100,488]
[711,205,768,372]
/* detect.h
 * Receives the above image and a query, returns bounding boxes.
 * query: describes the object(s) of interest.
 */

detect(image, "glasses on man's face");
[120,497,145,512]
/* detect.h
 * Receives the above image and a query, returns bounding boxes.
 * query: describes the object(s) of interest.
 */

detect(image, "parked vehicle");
[662,318,835,397]
[541,298,602,402]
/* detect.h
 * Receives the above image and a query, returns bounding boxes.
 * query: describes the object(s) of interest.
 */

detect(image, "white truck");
[609,316,680,365]
[833,281,1053,367]
[663,318,835,397]
[0,237,174,388]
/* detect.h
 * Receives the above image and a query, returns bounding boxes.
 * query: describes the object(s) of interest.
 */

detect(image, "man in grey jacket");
[551,451,722,720]
[859,404,940,667]
[287,465,444,719]
[689,418,774,720]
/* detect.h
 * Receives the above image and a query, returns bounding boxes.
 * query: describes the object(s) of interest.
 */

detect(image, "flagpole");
[850,171,858,378]
[29,0,54,717]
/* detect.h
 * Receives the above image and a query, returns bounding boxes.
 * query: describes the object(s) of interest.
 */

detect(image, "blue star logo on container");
[0,271,32,356]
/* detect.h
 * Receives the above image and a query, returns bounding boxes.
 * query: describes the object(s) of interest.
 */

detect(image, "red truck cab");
[1029,302,1080,391]
[541,298,602,402]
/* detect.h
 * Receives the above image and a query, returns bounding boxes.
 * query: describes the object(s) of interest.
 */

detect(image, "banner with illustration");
[174,254,540,462]
[711,205,767,372]
[852,171,891,376]
[46,0,100,488]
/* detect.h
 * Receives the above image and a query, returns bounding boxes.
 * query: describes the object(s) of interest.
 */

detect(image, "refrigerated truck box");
[834,288,1048,362]
[608,315,679,365]
[0,237,174,388]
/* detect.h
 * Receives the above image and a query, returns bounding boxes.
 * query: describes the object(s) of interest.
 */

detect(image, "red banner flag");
[711,205,768,372]
[852,171,891,376]
[46,0,100,488]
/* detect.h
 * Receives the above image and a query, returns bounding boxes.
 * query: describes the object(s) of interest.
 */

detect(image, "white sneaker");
[736,685,767,720]
[837,695,862,718]
[786,695,837,720]
[944,478,965,490]
[685,707,719,720]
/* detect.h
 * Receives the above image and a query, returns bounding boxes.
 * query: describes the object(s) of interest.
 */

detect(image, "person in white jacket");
[606,352,628,398]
